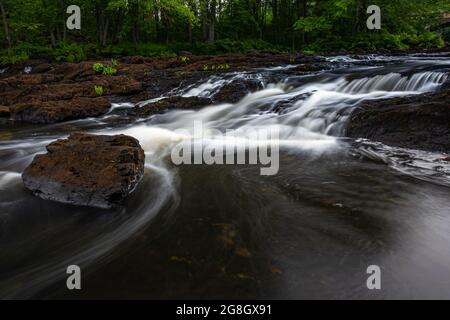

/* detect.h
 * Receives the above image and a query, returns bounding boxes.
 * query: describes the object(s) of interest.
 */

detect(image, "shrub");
[0,51,29,65]
[53,43,86,62]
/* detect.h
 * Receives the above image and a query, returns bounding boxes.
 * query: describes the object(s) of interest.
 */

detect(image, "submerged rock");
[346,86,450,153]
[22,133,145,209]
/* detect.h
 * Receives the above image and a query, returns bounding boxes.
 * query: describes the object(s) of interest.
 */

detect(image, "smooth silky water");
[0,54,449,299]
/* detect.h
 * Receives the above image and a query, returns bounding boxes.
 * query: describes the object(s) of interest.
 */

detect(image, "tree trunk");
[188,23,192,44]
[50,30,56,47]
[102,19,109,46]
[0,0,11,48]
[208,0,216,42]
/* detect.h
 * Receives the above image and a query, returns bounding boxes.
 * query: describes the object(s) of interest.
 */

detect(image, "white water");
[102,71,448,163]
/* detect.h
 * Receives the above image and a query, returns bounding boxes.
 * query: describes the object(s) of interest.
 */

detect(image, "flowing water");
[0,54,449,299]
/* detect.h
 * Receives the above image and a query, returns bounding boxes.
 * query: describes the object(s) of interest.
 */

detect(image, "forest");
[0,1,449,64]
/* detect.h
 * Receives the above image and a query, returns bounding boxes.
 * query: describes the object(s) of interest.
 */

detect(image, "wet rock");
[106,76,142,96]
[289,63,331,73]
[10,97,111,124]
[120,56,146,64]
[22,133,145,209]
[31,63,53,74]
[179,51,192,56]
[134,96,213,117]
[0,106,10,117]
[212,80,263,103]
[346,87,450,153]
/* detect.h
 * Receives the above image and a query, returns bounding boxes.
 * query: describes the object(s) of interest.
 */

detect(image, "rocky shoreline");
[0,52,324,124]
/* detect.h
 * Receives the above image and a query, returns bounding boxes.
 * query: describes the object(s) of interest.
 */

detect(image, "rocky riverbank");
[0,52,325,124]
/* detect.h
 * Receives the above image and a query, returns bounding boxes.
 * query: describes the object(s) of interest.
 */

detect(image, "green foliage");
[102,66,117,75]
[93,63,105,73]
[111,58,119,68]
[53,43,87,62]
[179,56,190,63]
[0,51,29,65]
[293,0,448,52]
[92,61,117,75]
[294,17,332,33]
[0,0,447,64]
[94,85,104,96]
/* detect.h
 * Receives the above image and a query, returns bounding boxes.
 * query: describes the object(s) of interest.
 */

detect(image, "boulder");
[22,133,145,209]
[346,87,450,153]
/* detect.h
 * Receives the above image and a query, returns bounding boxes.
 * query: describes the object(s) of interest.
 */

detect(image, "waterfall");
[108,71,448,158]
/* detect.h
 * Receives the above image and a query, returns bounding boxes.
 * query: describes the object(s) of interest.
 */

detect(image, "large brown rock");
[345,85,450,153]
[22,133,145,209]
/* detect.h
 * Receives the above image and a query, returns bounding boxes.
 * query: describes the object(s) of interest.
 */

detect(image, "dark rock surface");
[10,97,111,124]
[133,96,213,117]
[22,133,145,209]
[346,86,450,153]
[0,106,9,117]
[212,80,263,103]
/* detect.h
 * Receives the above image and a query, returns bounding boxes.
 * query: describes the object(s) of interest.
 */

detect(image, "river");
[0,53,449,299]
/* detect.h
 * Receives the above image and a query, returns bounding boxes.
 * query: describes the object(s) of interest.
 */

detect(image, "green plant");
[0,51,29,65]
[94,85,104,96]
[93,63,104,73]
[111,58,119,68]
[54,43,86,62]
[102,66,117,75]
[179,56,190,63]
[93,62,117,75]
